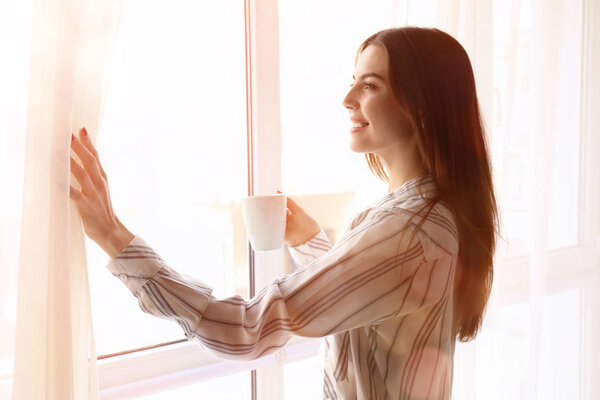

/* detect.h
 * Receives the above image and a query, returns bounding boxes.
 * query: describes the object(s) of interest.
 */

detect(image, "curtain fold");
[11,0,122,398]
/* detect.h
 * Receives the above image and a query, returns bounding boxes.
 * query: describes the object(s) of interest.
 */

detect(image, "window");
[90,0,248,356]
[491,0,582,258]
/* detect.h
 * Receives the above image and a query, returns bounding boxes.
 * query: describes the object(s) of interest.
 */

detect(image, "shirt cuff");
[287,228,332,268]
[105,234,165,295]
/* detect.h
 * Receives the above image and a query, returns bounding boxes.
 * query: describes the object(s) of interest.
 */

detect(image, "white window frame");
[98,337,320,399]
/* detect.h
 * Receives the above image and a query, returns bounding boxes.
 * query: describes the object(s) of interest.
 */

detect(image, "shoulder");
[387,200,459,262]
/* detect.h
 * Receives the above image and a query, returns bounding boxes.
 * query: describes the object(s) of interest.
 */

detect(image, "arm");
[106,208,456,361]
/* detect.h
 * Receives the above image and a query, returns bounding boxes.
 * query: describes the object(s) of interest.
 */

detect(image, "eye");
[348,82,375,90]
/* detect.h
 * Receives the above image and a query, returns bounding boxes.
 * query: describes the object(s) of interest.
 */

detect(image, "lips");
[350,118,369,128]
[350,118,369,133]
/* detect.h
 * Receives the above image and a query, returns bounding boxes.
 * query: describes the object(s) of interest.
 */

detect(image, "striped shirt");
[106,174,459,399]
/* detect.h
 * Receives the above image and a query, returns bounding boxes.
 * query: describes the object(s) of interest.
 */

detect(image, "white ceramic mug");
[241,194,287,251]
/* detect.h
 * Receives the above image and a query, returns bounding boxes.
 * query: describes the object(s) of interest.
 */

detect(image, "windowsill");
[99,336,321,399]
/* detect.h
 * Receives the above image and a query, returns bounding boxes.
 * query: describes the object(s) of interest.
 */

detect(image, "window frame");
[97,337,320,399]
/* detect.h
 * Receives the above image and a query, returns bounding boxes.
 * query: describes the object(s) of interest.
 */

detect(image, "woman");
[70,27,499,399]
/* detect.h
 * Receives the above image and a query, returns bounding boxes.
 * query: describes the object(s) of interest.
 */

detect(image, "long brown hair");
[357,27,500,342]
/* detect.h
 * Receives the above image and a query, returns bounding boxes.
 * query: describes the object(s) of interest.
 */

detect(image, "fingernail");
[276,190,282,193]
[82,127,87,136]
[71,133,75,142]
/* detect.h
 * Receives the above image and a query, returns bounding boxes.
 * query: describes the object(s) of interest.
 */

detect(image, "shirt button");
[119,274,127,281]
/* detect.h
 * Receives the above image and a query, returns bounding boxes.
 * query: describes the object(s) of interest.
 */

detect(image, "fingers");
[70,156,94,195]
[277,190,303,213]
[71,128,105,186]
[284,195,303,212]
[78,127,96,156]
[69,184,84,203]
[78,127,108,179]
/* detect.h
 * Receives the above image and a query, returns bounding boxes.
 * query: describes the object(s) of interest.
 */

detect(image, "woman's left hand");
[69,127,134,258]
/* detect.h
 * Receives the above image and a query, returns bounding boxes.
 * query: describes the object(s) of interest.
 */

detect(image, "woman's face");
[342,44,414,155]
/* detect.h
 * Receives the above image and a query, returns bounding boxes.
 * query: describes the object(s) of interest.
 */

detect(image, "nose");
[342,86,357,110]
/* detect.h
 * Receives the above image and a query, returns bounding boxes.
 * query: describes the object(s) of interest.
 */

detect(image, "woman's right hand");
[277,191,322,247]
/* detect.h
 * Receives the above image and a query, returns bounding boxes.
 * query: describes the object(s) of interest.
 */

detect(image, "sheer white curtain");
[9,0,122,398]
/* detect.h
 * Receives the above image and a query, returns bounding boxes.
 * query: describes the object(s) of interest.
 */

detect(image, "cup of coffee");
[241,194,287,251]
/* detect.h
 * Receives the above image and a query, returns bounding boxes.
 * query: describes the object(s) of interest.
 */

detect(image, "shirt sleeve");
[286,228,332,268]
[105,208,455,361]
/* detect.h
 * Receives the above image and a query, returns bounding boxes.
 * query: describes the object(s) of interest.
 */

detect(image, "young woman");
[70,27,499,399]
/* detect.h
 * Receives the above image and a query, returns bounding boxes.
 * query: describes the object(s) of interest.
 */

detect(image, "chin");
[349,139,376,154]
[349,143,367,154]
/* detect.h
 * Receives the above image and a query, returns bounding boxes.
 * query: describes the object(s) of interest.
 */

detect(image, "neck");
[376,140,427,194]
[386,171,427,193]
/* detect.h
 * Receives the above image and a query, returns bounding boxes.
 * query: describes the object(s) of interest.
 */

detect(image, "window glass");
[538,288,580,398]
[544,0,582,250]
[284,355,323,399]
[136,370,251,399]
[452,288,581,399]
[90,0,248,356]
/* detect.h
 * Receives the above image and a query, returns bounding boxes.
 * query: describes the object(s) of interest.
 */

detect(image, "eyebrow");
[352,72,386,82]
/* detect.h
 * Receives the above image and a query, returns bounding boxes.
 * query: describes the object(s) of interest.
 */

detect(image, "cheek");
[383,99,413,133]
[368,98,411,135]
[390,110,413,134]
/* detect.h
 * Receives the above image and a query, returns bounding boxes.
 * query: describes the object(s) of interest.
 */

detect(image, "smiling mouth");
[350,122,369,133]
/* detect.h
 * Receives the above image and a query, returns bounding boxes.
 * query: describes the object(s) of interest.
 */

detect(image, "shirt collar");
[372,174,438,209]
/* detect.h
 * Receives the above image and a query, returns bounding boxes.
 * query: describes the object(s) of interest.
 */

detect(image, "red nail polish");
[71,134,75,142]
[82,127,87,136]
